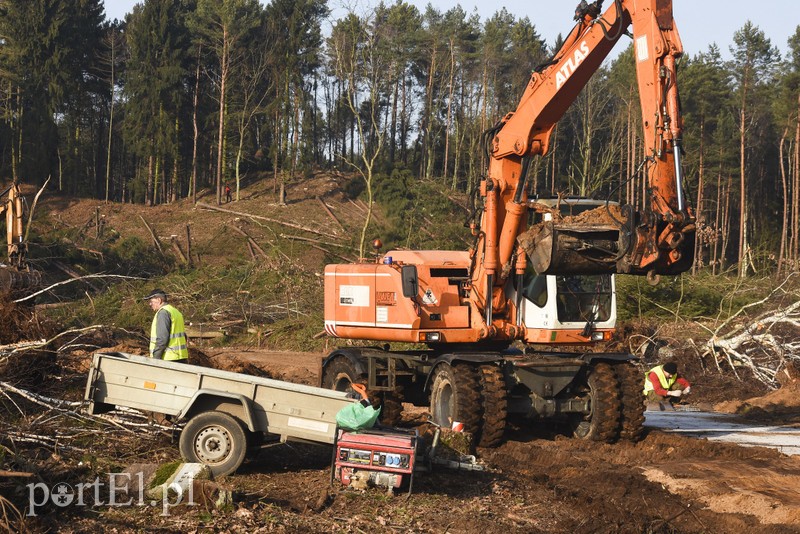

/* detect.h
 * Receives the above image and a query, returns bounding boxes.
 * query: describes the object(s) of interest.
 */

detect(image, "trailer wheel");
[179,411,247,477]
[569,362,621,443]
[429,363,482,435]
[614,362,645,441]
[477,364,507,447]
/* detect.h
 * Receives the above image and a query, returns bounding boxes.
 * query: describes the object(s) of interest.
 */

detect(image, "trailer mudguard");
[178,390,256,432]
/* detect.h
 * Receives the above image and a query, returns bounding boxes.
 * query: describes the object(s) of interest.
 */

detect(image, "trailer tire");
[615,362,645,441]
[477,364,507,447]
[429,363,482,435]
[179,411,248,477]
[570,362,621,443]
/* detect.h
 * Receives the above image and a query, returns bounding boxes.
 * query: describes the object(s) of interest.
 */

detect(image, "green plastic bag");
[336,402,381,431]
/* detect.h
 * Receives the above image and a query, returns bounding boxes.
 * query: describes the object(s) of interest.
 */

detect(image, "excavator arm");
[473,0,694,326]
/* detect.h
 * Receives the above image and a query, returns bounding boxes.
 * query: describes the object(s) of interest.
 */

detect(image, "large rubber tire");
[615,362,645,441]
[179,411,248,477]
[569,362,622,443]
[322,355,400,424]
[380,386,404,426]
[321,356,363,393]
[477,364,507,447]
[429,363,482,435]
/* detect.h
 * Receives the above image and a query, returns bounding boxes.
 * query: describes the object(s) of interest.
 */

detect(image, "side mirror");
[401,265,418,298]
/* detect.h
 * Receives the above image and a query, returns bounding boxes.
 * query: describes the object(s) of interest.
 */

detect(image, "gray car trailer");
[84,352,354,476]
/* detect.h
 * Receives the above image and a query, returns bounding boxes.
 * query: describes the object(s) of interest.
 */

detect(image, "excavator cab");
[513,266,615,344]
[512,198,617,343]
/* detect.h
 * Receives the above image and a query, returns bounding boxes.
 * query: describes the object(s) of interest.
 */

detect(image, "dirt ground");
[9,348,792,533]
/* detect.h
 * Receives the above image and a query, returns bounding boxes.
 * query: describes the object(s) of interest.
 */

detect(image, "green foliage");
[615,272,775,322]
[151,460,183,488]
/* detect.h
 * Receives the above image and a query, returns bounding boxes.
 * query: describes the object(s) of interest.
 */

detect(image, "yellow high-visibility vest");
[642,365,676,395]
[149,304,188,361]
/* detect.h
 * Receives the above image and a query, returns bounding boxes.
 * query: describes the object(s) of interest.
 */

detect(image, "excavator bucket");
[0,266,41,295]
[519,203,696,277]
[518,203,631,276]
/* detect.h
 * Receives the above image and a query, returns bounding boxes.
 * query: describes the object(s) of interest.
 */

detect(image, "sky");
[102,0,799,60]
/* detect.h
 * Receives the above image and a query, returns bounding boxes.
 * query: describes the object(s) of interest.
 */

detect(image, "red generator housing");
[332,429,418,494]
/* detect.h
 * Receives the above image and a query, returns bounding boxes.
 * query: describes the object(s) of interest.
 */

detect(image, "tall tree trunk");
[721,174,732,272]
[794,94,800,269]
[422,46,436,179]
[216,32,229,206]
[712,151,723,275]
[778,126,789,275]
[273,85,280,193]
[105,41,115,203]
[191,44,201,205]
[390,70,399,164]
[146,154,154,207]
[693,116,705,274]
[443,38,456,182]
[171,116,179,203]
[738,80,748,277]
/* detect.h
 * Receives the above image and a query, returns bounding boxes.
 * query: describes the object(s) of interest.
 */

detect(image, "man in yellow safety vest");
[144,289,189,363]
[643,362,691,410]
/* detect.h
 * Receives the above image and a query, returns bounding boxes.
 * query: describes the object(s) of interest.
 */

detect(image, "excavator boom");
[478,0,694,295]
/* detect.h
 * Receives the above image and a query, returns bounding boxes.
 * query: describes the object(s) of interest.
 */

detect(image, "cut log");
[197,202,339,239]
[316,196,345,232]
[185,326,226,339]
[139,215,163,253]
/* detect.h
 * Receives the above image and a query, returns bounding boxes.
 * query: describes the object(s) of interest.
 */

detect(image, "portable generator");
[332,428,418,494]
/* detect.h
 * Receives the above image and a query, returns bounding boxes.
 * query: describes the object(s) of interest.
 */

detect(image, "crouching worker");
[335,383,381,431]
[643,362,691,411]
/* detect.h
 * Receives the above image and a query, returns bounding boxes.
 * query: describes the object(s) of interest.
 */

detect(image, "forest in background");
[0,0,799,277]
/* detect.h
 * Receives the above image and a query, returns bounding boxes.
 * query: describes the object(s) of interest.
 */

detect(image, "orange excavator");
[322,0,694,447]
[0,183,40,294]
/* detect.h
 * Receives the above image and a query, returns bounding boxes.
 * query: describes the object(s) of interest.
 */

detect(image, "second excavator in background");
[0,182,40,294]
[322,0,695,447]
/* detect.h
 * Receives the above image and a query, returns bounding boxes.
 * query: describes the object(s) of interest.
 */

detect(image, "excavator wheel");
[614,362,645,441]
[321,356,364,393]
[429,363,482,435]
[569,362,622,443]
[377,385,404,426]
[477,364,507,447]
[321,355,401,424]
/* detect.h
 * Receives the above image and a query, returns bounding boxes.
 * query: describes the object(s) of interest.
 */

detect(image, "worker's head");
[144,289,167,311]
[663,362,678,377]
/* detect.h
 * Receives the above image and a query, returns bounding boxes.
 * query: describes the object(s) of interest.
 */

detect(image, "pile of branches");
[699,275,800,388]
[0,380,174,482]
